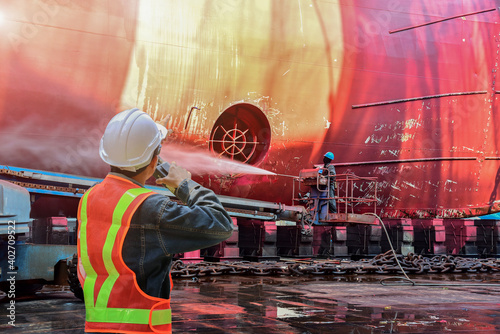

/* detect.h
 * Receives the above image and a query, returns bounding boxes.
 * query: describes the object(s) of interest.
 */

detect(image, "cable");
[365,213,500,287]
[365,213,412,283]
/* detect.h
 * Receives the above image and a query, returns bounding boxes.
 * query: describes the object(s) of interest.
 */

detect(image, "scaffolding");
[293,169,379,225]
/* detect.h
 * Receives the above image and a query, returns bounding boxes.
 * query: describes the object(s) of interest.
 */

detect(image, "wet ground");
[0,274,499,333]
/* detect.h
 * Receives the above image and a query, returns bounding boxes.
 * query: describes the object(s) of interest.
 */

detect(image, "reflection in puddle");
[276,306,307,319]
[1,274,498,333]
[171,274,500,333]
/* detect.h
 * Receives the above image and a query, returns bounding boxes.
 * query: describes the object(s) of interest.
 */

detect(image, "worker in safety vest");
[77,108,234,333]
[322,152,337,213]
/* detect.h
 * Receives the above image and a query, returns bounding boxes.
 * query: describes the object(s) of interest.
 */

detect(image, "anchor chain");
[170,252,500,278]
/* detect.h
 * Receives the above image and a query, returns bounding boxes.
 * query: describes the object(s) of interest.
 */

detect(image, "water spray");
[159,143,276,177]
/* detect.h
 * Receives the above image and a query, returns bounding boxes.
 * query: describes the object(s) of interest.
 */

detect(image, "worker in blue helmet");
[322,152,337,213]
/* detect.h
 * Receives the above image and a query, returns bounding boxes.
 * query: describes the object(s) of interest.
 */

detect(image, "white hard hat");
[99,108,161,172]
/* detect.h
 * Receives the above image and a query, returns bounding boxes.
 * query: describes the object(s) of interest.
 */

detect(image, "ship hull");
[0,1,499,218]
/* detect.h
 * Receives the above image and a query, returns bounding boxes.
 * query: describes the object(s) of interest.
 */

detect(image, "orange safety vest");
[77,174,172,333]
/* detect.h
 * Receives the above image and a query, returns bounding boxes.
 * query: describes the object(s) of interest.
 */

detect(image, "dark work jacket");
[114,173,233,299]
[324,163,336,186]
[323,163,337,213]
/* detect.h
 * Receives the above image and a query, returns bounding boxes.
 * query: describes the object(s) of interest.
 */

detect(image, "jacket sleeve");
[149,180,234,254]
[327,164,336,183]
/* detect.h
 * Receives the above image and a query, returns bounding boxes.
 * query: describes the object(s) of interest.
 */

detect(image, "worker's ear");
[150,155,159,168]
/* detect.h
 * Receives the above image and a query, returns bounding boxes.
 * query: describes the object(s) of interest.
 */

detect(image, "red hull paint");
[327,1,500,218]
[0,1,499,218]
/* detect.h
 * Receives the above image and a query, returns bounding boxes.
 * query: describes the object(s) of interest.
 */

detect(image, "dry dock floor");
[1,274,499,333]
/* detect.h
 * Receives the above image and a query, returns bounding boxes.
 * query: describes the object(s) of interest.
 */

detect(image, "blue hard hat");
[324,152,334,160]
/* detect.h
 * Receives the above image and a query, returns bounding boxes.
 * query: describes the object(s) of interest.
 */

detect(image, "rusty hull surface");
[1,275,499,333]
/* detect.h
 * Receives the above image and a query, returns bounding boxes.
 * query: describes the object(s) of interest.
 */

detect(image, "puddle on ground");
[171,274,500,333]
[0,274,499,333]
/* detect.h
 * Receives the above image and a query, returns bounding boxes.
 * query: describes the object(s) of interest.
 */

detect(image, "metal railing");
[293,169,378,219]
[335,173,378,215]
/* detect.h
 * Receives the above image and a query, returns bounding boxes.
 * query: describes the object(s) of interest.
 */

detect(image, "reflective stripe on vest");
[79,187,172,327]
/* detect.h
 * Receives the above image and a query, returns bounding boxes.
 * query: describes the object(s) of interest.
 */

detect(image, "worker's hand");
[158,114,171,127]
[160,129,174,143]
[155,162,191,191]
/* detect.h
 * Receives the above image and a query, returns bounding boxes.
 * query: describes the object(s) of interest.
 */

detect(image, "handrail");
[293,169,379,220]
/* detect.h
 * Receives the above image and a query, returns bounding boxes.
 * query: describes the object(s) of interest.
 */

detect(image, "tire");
[67,253,84,301]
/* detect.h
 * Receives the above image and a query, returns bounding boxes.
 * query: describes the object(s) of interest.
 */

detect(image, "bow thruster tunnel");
[209,103,271,165]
